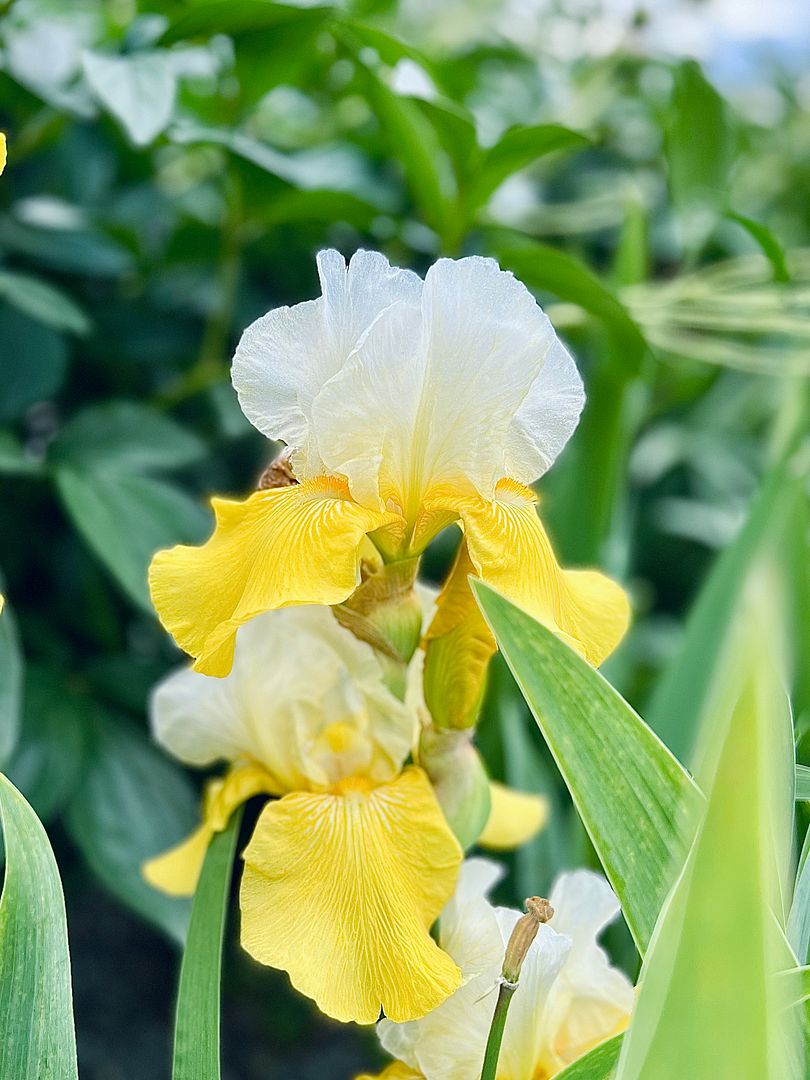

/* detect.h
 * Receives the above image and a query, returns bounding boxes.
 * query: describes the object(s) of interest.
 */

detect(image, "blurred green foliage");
[1,1,809,1077]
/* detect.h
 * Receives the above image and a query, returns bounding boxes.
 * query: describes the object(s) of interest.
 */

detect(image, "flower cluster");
[145,250,632,1065]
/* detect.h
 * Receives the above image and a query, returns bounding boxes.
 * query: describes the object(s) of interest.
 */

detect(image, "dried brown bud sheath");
[501,896,554,984]
[257,450,298,490]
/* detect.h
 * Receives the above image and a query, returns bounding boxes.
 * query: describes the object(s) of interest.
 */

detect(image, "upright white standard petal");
[150,606,415,792]
[232,249,422,478]
[377,860,632,1080]
[235,250,583,514]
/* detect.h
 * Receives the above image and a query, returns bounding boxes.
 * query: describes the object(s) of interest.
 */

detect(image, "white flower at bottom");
[369,859,634,1080]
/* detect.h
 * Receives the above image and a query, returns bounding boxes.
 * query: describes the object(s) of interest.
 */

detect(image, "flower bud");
[419,726,491,849]
[334,556,423,667]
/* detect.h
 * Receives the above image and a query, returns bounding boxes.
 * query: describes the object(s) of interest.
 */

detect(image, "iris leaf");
[0,773,78,1080]
[472,580,701,956]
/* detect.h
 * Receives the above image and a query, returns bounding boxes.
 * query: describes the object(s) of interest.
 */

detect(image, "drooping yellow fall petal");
[478,781,549,851]
[240,766,463,1024]
[149,477,396,677]
[452,479,630,666]
[423,542,497,730]
[0,134,6,175]
[144,763,280,896]
[355,1065,424,1080]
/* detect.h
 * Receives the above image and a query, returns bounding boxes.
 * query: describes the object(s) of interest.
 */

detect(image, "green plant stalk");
[480,981,516,1080]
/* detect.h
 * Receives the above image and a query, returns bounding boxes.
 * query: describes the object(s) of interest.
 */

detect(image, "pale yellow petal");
[144,764,279,897]
[454,479,630,666]
[0,134,6,176]
[478,781,549,851]
[240,767,463,1024]
[149,477,396,677]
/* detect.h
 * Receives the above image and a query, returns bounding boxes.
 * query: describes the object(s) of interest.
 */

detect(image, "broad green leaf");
[49,401,207,474]
[614,576,800,1080]
[0,600,23,768]
[796,765,810,802]
[0,773,78,1080]
[463,124,588,216]
[727,212,790,283]
[0,217,135,277]
[173,808,243,1080]
[0,270,90,334]
[788,825,810,963]
[82,51,177,147]
[496,241,647,374]
[64,716,198,944]
[348,49,452,235]
[0,306,68,422]
[160,1,330,44]
[55,468,211,611]
[665,59,734,249]
[6,666,88,824]
[647,432,808,764]
[555,1034,623,1079]
[472,581,701,956]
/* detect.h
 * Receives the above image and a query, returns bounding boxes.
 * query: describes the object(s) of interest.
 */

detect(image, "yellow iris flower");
[149,251,629,679]
[0,133,6,175]
[143,606,544,1024]
[363,859,634,1079]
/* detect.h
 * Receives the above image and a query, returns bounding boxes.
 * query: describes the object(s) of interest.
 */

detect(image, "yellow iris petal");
[423,542,497,730]
[144,764,279,896]
[478,780,549,851]
[240,766,463,1024]
[0,134,6,175]
[454,479,630,666]
[355,1065,424,1080]
[149,477,395,677]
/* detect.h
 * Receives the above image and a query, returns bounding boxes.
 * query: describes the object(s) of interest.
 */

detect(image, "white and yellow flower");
[362,858,634,1079]
[149,250,630,679]
[143,605,542,1025]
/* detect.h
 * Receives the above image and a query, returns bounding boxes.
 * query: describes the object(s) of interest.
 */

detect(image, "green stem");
[480,982,516,1080]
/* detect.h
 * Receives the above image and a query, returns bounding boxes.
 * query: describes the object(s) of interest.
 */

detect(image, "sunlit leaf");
[0,773,78,1080]
[614,574,800,1080]
[82,50,177,147]
[172,808,242,1080]
[727,212,790,283]
[472,580,701,956]
[555,1034,623,1079]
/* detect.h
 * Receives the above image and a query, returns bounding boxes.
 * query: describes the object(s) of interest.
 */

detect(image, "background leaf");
[64,717,199,944]
[0,774,78,1080]
[0,602,23,768]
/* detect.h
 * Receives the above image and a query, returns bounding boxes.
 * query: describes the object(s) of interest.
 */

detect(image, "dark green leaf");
[6,666,88,824]
[160,1,330,44]
[0,270,90,335]
[0,602,23,769]
[0,218,135,277]
[0,774,79,1080]
[54,468,212,611]
[49,402,207,474]
[173,808,243,1080]
[0,307,68,423]
[64,716,199,944]
[473,580,701,956]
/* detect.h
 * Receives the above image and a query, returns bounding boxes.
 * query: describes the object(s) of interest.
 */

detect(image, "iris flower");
[144,605,540,1025]
[360,858,634,1079]
[149,251,629,679]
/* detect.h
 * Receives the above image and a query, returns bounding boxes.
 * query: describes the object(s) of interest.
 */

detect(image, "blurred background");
[1,0,809,1076]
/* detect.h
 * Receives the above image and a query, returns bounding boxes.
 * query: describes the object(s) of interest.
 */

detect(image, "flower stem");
[479,981,516,1080]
